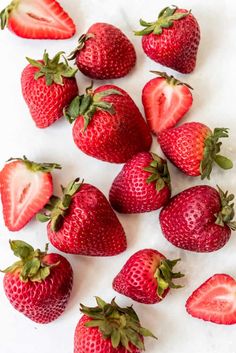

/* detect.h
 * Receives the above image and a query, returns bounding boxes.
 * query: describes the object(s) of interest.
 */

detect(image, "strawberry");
[160,185,236,252]
[113,249,184,304]
[158,122,233,179]
[142,71,193,135]
[21,50,78,128]
[64,84,152,163]
[186,274,236,325]
[37,179,127,256]
[0,156,60,231]
[0,0,75,39]
[74,297,156,353]
[69,23,136,79]
[2,240,73,323]
[109,152,171,213]
[135,6,200,73]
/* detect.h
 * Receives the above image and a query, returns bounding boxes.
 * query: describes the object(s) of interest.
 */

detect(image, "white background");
[0,0,236,352]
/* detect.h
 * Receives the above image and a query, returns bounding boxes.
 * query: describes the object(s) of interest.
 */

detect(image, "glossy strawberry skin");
[74,315,141,353]
[142,76,193,135]
[160,185,231,252]
[0,160,53,231]
[142,9,200,73]
[113,249,169,304]
[72,85,152,163]
[21,63,78,128]
[75,23,136,79]
[3,253,73,324]
[109,152,171,213]
[186,274,236,325]
[7,0,76,39]
[47,183,127,256]
[158,122,211,176]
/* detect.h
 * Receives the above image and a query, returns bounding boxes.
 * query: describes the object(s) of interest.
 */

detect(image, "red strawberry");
[135,6,200,73]
[2,240,73,324]
[0,156,60,231]
[160,185,236,252]
[69,23,136,79]
[37,179,127,256]
[109,152,171,213]
[158,122,233,179]
[142,71,193,135]
[113,249,184,304]
[64,85,152,163]
[21,51,78,128]
[186,274,236,325]
[0,0,75,39]
[74,297,156,353]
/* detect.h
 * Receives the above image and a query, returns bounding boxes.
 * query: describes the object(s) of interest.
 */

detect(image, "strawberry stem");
[80,297,157,351]
[200,128,233,179]
[68,33,94,60]
[150,71,193,89]
[134,6,190,36]
[64,85,122,130]
[215,186,236,230]
[1,240,58,282]
[154,258,184,298]
[0,0,19,30]
[37,178,83,232]
[143,153,171,191]
[7,156,61,173]
[26,51,78,86]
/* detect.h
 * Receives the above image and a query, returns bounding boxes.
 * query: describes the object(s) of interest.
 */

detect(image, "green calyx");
[134,6,190,36]
[26,50,78,86]
[200,128,233,179]
[150,71,193,89]
[215,186,236,231]
[81,297,157,351]
[7,156,61,173]
[68,33,94,61]
[64,83,122,130]
[143,152,171,191]
[0,0,19,30]
[154,258,184,298]
[1,240,58,282]
[37,178,82,232]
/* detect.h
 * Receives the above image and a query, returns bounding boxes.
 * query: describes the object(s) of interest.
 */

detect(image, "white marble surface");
[0,0,236,352]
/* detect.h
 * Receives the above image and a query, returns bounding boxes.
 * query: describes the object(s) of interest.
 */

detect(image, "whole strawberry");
[0,0,76,39]
[37,179,127,256]
[74,297,156,353]
[158,122,233,179]
[21,51,78,128]
[109,152,171,213]
[0,156,61,231]
[186,274,236,325]
[64,85,152,163]
[135,6,200,73]
[113,249,184,304]
[2,240,73,323]
[160,185,236,252]
[142,71,193,135]
[69,23,136,79]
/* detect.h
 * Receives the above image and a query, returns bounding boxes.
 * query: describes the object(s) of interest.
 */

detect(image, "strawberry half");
[142,71,193,135]
[186,274,236,325]
[0,0,76,39]
[0,156,60,231]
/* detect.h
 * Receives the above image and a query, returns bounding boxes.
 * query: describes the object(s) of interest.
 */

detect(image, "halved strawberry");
[186,274,236,325]
[142,71,193,135]
[0,156,61,231]
[0,0,76,39]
